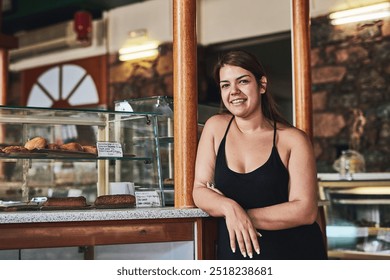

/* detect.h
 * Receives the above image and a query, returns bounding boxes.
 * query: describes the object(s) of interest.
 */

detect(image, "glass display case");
[318,173,390,259]
[115,96,174,206]
[0,105,165,205]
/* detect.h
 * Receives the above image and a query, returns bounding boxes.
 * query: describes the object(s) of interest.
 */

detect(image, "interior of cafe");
[0,0,389,260]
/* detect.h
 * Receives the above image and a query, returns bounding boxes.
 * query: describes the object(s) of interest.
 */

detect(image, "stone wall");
[107,43,174,110]
[311,16,390,172]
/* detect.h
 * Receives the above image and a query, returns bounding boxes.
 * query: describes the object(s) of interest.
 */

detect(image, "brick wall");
[311,16,390,172]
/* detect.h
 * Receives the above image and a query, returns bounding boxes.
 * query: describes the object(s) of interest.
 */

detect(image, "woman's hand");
[205,182,261,258]
[206,182,224,196]
[223,201,261,258]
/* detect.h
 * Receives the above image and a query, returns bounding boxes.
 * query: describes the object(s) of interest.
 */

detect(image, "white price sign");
[96,142,123,157]
[135,191,161,207]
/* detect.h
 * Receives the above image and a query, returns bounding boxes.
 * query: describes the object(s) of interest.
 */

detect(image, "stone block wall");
[311,16,390,172]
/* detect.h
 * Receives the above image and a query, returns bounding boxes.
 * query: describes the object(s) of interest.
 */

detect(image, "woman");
[193,50,327,260]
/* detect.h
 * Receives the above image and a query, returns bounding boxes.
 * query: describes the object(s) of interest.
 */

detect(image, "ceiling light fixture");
[329,2,390,25]
[118,29,160,62]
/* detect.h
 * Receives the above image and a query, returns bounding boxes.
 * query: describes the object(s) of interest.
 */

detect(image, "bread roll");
[24,137,47,150]
[43,196,87,207]
[60,142,83,152]
[94,195,135,206]
[3,146,29,153]
[82,145,97,154]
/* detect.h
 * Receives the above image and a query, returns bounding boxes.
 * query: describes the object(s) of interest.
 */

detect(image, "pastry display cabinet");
[115,96,174,205]
[318,174,390,259]
[0,105,165,205]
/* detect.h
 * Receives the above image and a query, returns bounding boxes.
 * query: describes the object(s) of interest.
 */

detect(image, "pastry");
[60,142,83,152]
[24,136,47,150]
[94,194,135,206]
[82,145,97,154]
[2,145,29,153]
[47,143,61,150]
[42,196,87,207]
[163,178,174,185]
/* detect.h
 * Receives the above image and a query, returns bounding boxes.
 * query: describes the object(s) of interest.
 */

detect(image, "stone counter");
[0,207,209,224]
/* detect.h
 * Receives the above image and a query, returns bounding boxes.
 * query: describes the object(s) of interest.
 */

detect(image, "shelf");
[327,226,390,237]
[328,249,390,260]
[0,153,152,162]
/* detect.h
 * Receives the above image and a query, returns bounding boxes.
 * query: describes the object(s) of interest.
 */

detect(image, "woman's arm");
[247,128,319,230]
[193,115,260,258]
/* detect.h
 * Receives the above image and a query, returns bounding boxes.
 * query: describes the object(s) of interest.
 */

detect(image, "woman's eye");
[220,84,229,89]
[239,79,249,84]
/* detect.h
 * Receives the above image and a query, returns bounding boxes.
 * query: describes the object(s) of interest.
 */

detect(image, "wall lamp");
[329,2,390,25]
[118,29,160,62]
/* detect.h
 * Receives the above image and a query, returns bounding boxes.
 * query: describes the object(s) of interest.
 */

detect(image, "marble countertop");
[0,207,209,224]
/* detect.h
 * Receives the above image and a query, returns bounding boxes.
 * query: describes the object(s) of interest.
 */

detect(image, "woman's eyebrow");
[219,74,250,84]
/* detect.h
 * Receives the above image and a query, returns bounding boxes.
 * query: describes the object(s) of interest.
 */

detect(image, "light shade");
[329,2,390,25]
[118,29,160,62]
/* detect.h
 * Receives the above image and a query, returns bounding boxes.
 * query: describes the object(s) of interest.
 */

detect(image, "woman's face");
[219,64,265,118]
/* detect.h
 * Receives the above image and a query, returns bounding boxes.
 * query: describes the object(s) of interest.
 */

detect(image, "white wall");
[198,0,291,45]
[107,0,172,54]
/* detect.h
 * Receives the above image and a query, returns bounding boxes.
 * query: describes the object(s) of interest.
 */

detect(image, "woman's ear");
[259,76,267,94]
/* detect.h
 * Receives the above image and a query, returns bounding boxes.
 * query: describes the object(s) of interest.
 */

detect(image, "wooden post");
[292,0,313,138]
[292,0,327,253]
[0,0,18,179]
[173,0,197,208]
[0,0,18,105]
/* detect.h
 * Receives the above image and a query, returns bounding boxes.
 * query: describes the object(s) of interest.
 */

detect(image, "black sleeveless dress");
[214,117,327,260]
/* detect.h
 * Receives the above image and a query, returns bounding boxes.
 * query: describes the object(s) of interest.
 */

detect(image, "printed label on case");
[96,142,123,157]
[135,191,161,207]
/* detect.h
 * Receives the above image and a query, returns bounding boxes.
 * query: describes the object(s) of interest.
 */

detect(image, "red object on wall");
[74,11,92,42]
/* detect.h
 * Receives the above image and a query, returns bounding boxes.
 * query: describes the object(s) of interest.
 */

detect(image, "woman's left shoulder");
[276,124,311,147]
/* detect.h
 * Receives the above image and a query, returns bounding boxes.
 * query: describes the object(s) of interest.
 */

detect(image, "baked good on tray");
[24,136,47,150]
[2,145,29,153]
[94,194,135,207]
[82,145,97,154]
[42,196,87,207]
[47,143,61,150]
[60,142,84,152]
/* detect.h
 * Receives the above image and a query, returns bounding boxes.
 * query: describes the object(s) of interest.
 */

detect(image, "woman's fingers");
[224,204,261,258]
[249,229,261,255]
[228,228,237,254]
[206,182,224,195]
[228,225,260,258]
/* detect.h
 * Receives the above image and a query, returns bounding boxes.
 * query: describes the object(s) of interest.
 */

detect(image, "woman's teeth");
[231,99,246,105]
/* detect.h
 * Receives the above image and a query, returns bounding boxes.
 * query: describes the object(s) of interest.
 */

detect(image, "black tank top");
[214,116,327,260]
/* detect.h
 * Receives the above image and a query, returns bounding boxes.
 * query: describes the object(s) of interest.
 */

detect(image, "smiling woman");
[192,50,327,260]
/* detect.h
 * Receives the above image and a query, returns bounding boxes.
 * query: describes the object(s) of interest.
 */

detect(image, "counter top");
[318,172,390,181]
[0,207,209,224]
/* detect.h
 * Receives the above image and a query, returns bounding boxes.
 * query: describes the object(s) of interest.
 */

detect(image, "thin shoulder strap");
[273,121,277,147]
[223,115,235,139]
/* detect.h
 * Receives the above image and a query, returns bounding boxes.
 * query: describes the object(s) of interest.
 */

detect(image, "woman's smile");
[230,98,247,105]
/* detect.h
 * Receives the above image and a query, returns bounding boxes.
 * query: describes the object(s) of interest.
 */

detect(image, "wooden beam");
[173,0,198,208]
[292,0,327,254]
[292,0,313,138]
[0,0,18,105]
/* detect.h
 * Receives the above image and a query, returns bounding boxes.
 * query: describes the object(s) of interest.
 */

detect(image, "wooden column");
[0,1,18,179]
[292,0,313,138]
[292,0,327,253]
[173,0,197,208]
[0,0,18,105]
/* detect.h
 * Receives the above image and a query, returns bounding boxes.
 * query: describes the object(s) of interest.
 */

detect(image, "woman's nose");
[230,83,240,95]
